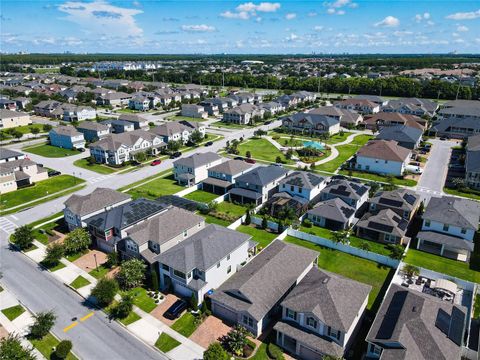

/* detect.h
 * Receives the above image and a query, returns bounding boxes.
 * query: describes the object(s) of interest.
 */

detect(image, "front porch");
[416,231,473,262]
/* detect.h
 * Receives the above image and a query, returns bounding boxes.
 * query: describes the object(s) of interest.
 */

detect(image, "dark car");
[245,158,256,164]
[48,170,61,177]
[169,151,182,159]
[234,156,244,161]
[79,148,86,152]
[439,137,447,141]
[264,120,272,125]
[163,299,188,320]
[204,141,213,147]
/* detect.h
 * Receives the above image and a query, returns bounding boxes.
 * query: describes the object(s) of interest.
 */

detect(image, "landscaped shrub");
[302,218,312,228]
[55,340,72,359]
[267,343,285,360]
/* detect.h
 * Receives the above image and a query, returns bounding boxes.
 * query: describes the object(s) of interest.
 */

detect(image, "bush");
[267,343,285,360]
[0,334,35,360]
[116,258,146,290]
[42,243,64,268]
[203,342,229,360]
[29,311,56,339]
[11,225,34,251]
[63,228,91,255]
[302,218,312,228]
[55,340,72,359]
[111,295,133,319]
[91,278,118,307]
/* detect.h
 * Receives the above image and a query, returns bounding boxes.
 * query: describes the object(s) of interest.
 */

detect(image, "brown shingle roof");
[357,140,411,162]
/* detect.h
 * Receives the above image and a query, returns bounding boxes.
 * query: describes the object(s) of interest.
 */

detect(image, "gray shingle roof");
[423,196,480,230]
[150,120,201,137]
[235,165,289,187]
[417,231,474,252]
[210,240,318,322]
[76,121,109,132]
[356,209,408,237]
[307,198,355,223]
[322,179,370,200]
[283,112,340,128]
[173,152,222,168]
[0,109,29,119]
[369,189,420,212]
[0,148,24,161]
[376,125,423,145]
[51,125,82,137]
[357,140,411,162]
[280,171,326,190]
[64,188,131,217]
[156,224,252,273]
[208,159,252,176]
[431,117,480,133]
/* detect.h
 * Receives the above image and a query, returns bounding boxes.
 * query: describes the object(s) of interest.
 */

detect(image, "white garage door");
[212,302,237,323]
[299,344,323,360]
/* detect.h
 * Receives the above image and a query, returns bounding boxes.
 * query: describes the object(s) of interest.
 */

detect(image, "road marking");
[0,217,17,235]
[80,312,94,322]
[63,322,78,332]
[10,214,18,221]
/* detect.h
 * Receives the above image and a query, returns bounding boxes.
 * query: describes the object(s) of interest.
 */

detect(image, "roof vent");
[322,278,329,284]
[412,306,417,312]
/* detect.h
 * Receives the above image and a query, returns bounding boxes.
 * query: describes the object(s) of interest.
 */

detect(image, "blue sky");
[2,1,479,54]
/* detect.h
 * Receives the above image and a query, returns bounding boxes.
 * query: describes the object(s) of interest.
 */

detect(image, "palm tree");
[402,264,420,279]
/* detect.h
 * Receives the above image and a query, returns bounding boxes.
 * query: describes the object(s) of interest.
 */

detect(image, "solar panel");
[376,291,408,339]
[369,221,394,233]
[435,308,451,335]
[448,307,466,346]
[404,194,417,206]
[379,198,404,208]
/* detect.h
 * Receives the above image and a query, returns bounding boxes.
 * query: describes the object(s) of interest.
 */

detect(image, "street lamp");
[93,253,98,272]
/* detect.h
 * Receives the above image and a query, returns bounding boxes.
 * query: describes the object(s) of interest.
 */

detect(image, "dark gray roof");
[0,109,29,119]
[0,148,24,161]
[281,267,371,332]
[64,188,131,217]
[208,159,252,176]
[367,284,467,360]
[307,198,355,223]
[211,240,318,321]
[51,125,82,137]
[282,112,340,128]
[322,179,369,200]
[370,189,420,212]
[150,120,201,137]
[77,121,109,132]
[353,94,385,104]
[431,117,480,133]
[376,125,423,145]
[229,187,262,199]
[423,196,480,230]
[466,135,480,173]
[308,106,362,125]
[173,152,221,169]
[417,231,474,252]
[235,165,288,187]
[280,171,325,190]
[156,224,252,273]
[356,209,408,237]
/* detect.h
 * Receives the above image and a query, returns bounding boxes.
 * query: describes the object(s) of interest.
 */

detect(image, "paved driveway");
[150,293,181,326]
[189,315,232,348]
[73,249,108,273]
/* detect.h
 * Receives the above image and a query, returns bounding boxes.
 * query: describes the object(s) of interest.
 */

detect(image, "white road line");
[0,217,18,235]
[10,214,18,221]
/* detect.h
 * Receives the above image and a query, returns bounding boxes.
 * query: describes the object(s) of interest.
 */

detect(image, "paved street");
[0,234,168,360]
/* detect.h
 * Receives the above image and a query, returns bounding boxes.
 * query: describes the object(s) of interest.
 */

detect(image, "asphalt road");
[0,234,167,360]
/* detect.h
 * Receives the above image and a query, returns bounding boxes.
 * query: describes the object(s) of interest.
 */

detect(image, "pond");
[303,140,326,150]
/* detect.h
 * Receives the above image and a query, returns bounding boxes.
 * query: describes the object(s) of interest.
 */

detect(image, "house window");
[173,269,185,279]
[217,262,220,268]
[306,317,317,328]
[369,343,382,356]
[384,233,397,243]
[242,315,254,328]
[227,254,230,260]
[425,220,430,227]
[291,185,294,192]
[227,265,231,274]
[187,272,192,279]
[162,264,169,271]
[443,224,449,232]
[327,326,341,340]
[461,228,467,234]
[299,188,302,194]
[286,309,296,320]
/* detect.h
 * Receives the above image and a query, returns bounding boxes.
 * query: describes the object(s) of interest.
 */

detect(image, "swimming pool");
[303,141,325,150]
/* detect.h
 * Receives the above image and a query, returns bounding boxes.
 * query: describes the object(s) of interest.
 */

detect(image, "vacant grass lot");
[284,236,393,311]
[1,124,45,137]
[238,138,293,164]
[236,225,278,248]
[30,333,78,360]
[155,333,180,352]
[171,312,198,337]
[73,158,117,174]
[0,175,85,211]
[338,170,417,186]
[1,305,25,321]
[23,144,81,157]
[125,174,184,199]
[184,190,219,203]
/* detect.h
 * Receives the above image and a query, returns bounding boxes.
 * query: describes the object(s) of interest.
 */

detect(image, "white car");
[405,164,423,174]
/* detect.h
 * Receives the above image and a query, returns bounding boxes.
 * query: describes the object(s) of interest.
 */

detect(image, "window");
[187,272,192,279]
[286,309,296,320]
[162,264,169,271]
[443,224,449,232]
[227,265,231,274]
[299,188,302,193]
[425,220,430,227]
[306,317,317,328]
[327,326,341,340]
[369,343,382,356]
[173,269,185,279]
[242,315,254,328]
[291,185,294,192]
[227,254,230,260]
[217,262,220,268]
[461,228,467,234]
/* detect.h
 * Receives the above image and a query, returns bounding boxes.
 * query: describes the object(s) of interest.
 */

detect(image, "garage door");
[212,302,237,324]
[174,282,193,298]
[299,344,323,360]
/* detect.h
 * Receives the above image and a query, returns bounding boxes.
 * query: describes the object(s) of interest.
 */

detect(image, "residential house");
[117,114,149,130]
[278,171,327,201]
[211,240,319,337]
[306,198,356,230]
[437,100,480,121]
[355,209,409,245]
[352,94,388,106]
[382,98,438,117]
[429,117,480,139]
[274,267,371,359]
[465,134,480,189]
[89,130,166,165]
[355,140,412,176]
[282,113,340,135]
[277,94,299,109]
[173,152,223,186]
[0,109,31,129]
[200,98,232,115]
[76,121,110,142]
[290,91,316,104]
[63,188,132,231]
[416,196,480,262]
[49,125,86,150]
[363,112,427,131]
[0,158,48,194]
[129,96,150,111]
[320,179,370,210]
[0,98,16,110]
[368,189,421,221]
[366,284,466,360]
[376,125,423,149]
[181,104,208,119]
[259,101,285,116]
[34,100,65,117]
[150,121,205,144]
[0,149,26,163]
[308,106,363,127]
[96,92,132,107]
[228,92,256,105]
[202,159,253,195]
[101,119,135,134]
[223,103,265,125]
[334,99,380,114]
[229,165,289,206]
[63,105,96,122]
[13,97,31,110]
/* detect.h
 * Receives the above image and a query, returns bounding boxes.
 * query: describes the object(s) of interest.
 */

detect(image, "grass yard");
[23,144,81,157]
[167,115,208,122]
[325,131,352,144]
[338,170,417,187]
[119,311,141,326]
[236,225,278,248]
[30,333,77,360]
[316,144,359,173]
[73,158,117,175]
[211,121,245,129]
[238,138,293,164]
[1,305,25,321]
[1,123,45,137]
[443,187,480,201]
[202,214,232,227]
[0,175,85,212]
[69,275,90,289]
[31,215,64,245]
[474,294,480,319]
[65,249,89,262]
[405,248,480,283]
[125,174,184,200]
[122,287,157,313]
[155,333,181,353]
[89,265,110,279]
[216,201,248,218]
[284,236,393,311]
[184,190,219,203]
[44,261,66,272]
[171,312,198,337]
[29,211,64,228]
[349,134,374,146]
[299,225,392,256]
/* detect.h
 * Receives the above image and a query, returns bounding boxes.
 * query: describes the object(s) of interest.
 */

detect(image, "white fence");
[287,228,400,268]
[174,183,200,197]
[251,216,279,232]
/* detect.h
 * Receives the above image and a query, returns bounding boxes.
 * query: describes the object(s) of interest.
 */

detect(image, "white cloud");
[220,10,250,19]
[181,24,216,32]
[423,12,430,19]
[452,32,460,37]
[285,33,299,41]
[324,0,357,14]
[327,8,335,14]
[337,10,345,15]
[132,1,141,7]
[285,13,296,20]
[446,9,480,20]
[236,2,280,13]
[58,1,143,36]
[313,25,324,31]
[457,25,469,32]
[393,30,413,37]
[415,12,431,22]
[308,12,317,17]
[374,16,400,27]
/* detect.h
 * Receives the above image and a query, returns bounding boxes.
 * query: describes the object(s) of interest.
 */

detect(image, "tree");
[220,325,251,356]
[330,229,350,244]
[55,340,72,359]
[111,295,133,319]
[134,151,147,163]
[387,244,405,260]
[190,293,198,311]
[359,241,371,251]
[106,251,119,268]
[63,228,91,255]
[117,258,146,290]
[275,156,282,164]
[31,127,40,137]
[91,278,118,307]
[189,130,204,145]
[261,216,268,230]
[42,124,53,132]
[150,269,159,292]
[203,342,229,360]
[245,150,251,159]
[0,334,35,360]
[402,264,420,279]
[167,140,181,153]
[11,225,34,250]
[42,243,64,268]
[285,149,293,160]
[368,181,381,197]
[87,155,96,165]
[244,209,251,225]
[12,130,23,140]
[29,311,56,339]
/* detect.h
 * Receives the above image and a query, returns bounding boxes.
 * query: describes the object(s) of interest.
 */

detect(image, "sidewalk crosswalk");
[0,217,18,235]
[88,174,115,184]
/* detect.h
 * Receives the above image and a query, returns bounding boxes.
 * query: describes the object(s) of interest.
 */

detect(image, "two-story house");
[62,105,96,122]
[150,120,206,144]
[129,96,150,111]
[306,198,356,231]
[368,189,421,221]
[376,125,423,150]
[320,179,370,211]
[274,267,371,359]
[117,114,149,130]
[223,103,265,125]
[0,158,48,194]
[308,107,363,128]
[355,209,409,245]
[334,99,380,114]
[49,125,86,150]
[355,140,411,176]
[381,98,438,117]
[465,134,480,189]
[76,121,110,142]
[181,104,208,119]
[202,159,253,195]
[101,119,135,134]
[173,152,223,186]
[416,196,480,262]
[0,109,31,129]
[282,113,340,136]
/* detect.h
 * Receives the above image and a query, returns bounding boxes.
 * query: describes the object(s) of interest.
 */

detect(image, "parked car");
[169,151,182,159]
[245,158,256,164]
[405,165,423,174]
[151,159,162,166]
[163,299,188,320]
[204,141,213,147]
[264,120,272,125]
[79,148,86,152]
[439,137,448,141]
[409,161,421,167]
[48,170,61,177]
[131,160,141,166]
[234,156,244,160]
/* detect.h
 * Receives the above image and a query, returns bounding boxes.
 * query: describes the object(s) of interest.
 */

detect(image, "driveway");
[150,294,181,326]
[189,315,231,348]
[73,249,108,273]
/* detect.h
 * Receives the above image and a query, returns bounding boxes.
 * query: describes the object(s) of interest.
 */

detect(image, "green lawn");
[24,243,39,252]
[1,305,25,321]
[30,333,77,360]
[474,294,480,319]
[125,174,184,200]
[171,313,198,337]
[211,121,245,129]
[89,265,110,279]
[184,190,219,203]
[119,311,141,326]
[167,115,208,122]
[202,214,232,227]
[405,248,480,283]
[443,187,480,201]
[299,225,392,256]
[23,144,81,157]
[155,333,181,353]
[316,144,359,173]
[69,275,91,289]
[238,138,293,164]
[0,175,85,212]
[65,249,89,262]
[31,216,64,245]
[1,124,45,137]
[338,170,417,187]
[73,158,117,174]
[284,236,393,311]
[349,134,374,146]
[236,225,278,248]
[29,212,64,228]
[122,287,157,313]
[44,262,66,272]
[325,131,353,144]
[216,202,248,218]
